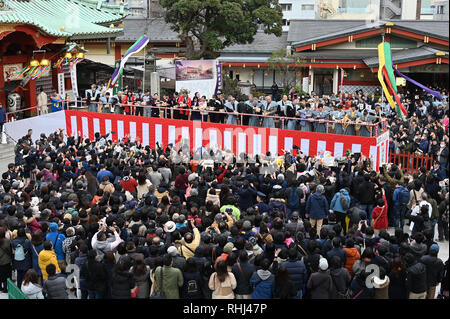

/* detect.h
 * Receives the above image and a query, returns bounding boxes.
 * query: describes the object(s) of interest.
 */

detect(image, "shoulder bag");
[150,266,167,299]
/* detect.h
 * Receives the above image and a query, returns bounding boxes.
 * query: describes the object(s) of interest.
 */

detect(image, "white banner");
[58,73,65,97]
[70,63,79,98]
[302,77,309,93]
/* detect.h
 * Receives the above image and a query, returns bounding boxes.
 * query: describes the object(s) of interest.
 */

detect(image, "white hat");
[319,258,328,271]
[165,221,176,233]
[167,246,178,256]
[373,276,388,287]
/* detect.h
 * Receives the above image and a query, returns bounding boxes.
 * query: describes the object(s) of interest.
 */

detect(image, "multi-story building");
[432,0,449,20]
[279,0,316,30]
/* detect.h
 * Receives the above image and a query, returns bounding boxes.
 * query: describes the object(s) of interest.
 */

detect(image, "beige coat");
[206,193,221,207]
[408,188,424,210]
[99,182,115,195]
[208,272,237,299]
[37,92,48,114]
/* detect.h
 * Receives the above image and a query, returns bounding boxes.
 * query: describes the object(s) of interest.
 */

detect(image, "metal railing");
[4,99,389,136]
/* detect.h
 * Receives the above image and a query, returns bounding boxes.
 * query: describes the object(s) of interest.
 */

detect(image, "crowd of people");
[0,82,448,299]
[0,82,448,300]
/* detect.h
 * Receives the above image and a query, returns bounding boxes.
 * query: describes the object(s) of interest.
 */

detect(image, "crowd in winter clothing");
[0,88,448,300]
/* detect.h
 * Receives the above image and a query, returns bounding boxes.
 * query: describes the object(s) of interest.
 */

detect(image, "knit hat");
[167,246,178,257]
[49,222,58,232]
[223,242,234,254]
[429,243,439,253]
[319,258,328,271]
[215,213,223,222]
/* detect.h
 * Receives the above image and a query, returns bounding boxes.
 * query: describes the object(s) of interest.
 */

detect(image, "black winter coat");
[406,262,427,294]
[111,271,136,299]
[82,260,108,294]
[231,261,256,295]
[420,255,444,288]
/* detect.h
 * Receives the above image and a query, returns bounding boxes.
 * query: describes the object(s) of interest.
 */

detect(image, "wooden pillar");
[115,44,122,60]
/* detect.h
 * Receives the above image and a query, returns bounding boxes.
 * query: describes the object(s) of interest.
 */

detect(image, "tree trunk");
[180,32,196,59]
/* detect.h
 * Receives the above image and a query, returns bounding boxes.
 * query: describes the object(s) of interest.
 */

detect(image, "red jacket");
[122,95,135,113]
[177,95,191,115]
[371,195,388,230]
[120,176,138,193]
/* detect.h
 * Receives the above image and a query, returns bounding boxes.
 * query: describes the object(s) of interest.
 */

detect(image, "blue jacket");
[250,270,275,299]
[46,231,66,261]
[96,169,115,183]
[326,248,347,266]
[0,107,6,124]
[418,140,429,154]
[281,259,307,291]
[30,243,43,275]
[431,167,446,181]
[306,192,329,220]
[392,186,408,207]
[330,189,351,214]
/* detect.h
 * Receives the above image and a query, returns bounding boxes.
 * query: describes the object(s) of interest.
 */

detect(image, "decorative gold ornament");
[40,59,50,66]
[30,59,40,67]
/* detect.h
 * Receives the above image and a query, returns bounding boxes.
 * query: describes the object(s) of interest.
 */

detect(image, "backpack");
[398,187,410,205]
[340,194,349,211]
[186,279,199,296]
[288,187,300,209]
[14,243,26,261]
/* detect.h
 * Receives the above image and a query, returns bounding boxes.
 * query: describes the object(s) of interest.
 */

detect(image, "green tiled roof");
[0,0,128,38]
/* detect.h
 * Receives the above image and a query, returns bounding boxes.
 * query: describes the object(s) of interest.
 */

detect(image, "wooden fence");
[389,152,434,174]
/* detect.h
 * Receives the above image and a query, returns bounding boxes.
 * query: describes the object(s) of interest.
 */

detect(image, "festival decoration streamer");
[108,35,149,89]
[393,68,443,100]
[377,42,407,120]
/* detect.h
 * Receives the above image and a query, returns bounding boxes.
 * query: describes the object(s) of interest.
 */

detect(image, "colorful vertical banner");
[215,62,222,96]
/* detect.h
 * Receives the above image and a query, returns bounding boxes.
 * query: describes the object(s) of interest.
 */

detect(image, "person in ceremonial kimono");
[299,103,314,132]
[313,104,328,133]
[278,95,293,129]
[285,99,299,131]
[86,84,101,112]
[209,93,226,124]
[261,96,278,128]
[246,95,260,127]
[358,109,376,137]
[331,104,346,135]
[99,92,114,113]
[344,104,359,136]
[225,95,239,125]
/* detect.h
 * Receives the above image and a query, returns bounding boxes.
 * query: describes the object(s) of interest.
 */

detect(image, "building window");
[281,3,292,11]
[301,4,314,11]
[282,19,290,26]
[437,5,444,14]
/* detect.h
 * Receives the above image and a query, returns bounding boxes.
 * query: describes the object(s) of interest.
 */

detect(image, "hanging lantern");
[40,59,50,66]
[30,59,40,67]
[76,52,85,59]
[64,52,73,59]
[109,24,115,29]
